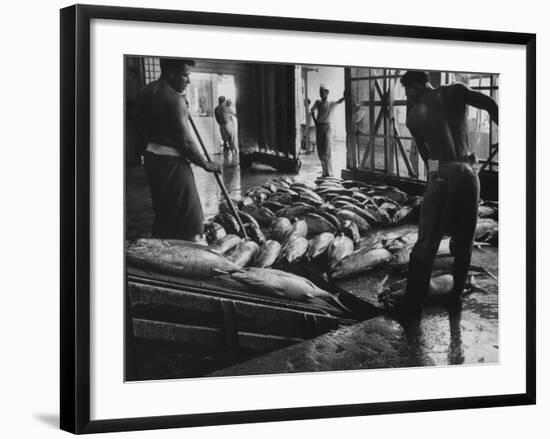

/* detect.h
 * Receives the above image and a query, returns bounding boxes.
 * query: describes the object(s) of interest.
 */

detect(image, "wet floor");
[126,143,498,371]
[126,142,346,240]
[211,246,498,377]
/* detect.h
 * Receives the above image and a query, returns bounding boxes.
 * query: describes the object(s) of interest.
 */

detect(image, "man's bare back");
[406,84,473,162]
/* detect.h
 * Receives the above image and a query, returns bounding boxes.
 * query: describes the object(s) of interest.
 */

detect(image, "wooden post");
[369,69,375,170]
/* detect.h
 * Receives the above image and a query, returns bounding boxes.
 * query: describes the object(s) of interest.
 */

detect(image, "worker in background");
[310,84,347,177]
[137,58,220,241]
[226,98,238,153]
[395,70,498,319]
[214,96,236,154]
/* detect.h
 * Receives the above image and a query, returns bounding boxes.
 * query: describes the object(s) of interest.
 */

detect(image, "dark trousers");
[315,123,333,177]
[405,162,480,311]
[144,152,204,240]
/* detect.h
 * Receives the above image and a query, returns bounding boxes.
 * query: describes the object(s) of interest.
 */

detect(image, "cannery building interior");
[125,56,499,380]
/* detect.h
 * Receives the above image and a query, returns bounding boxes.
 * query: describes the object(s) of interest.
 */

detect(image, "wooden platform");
[126,266,357,379]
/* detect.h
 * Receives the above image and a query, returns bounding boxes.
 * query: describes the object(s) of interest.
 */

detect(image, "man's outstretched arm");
[336,89,349,105]
[455,83,499,125]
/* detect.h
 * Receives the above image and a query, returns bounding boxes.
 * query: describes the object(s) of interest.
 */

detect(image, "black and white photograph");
[124,56,500,381]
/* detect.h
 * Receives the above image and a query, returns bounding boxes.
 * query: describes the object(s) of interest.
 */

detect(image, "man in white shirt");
[310,84,346,177]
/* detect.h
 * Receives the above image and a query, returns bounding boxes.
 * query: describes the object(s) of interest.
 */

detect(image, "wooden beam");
[132,319,305,352]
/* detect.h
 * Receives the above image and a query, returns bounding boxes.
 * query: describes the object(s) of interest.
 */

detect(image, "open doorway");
[186,73,238,155]
[297,65,347,179]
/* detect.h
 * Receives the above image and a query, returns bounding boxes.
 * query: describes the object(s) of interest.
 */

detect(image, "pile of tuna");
[203,175,499,281]
[127,176,499,316]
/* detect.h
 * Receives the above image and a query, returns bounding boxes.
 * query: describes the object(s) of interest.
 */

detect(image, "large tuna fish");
[331,248,392,279]
[279,237,309,264]
[314,209,342,229]
[269,217,293,242]
[341,220,360,244]
[237,210,260,230]
[342,180,369,189]
[478,205,498,219]
[227,240,259,268]
[295,188,325,205]
[475,218,498,244]
[253,240,282,268]
[204,220,226,244]
[276,205,315,219]
[227,268,349,314]
[340,204,378,225]
[388,243,415,266]
[262,201,287,212]
[393,205,417,224]
[241,204,276,226]
[385,232,418,252]
[372,186,409,204]
[268,193,295,205]
[307,232,335,260]
[244,222,266,245]
[274,187,300,197]
[301,212,337,236]
[328,234,355,268]
[209,234,242,254]
[331,195,363,206]
[213,212,240,235]
[284,219,308,243]
[364,204,392,225]
[291,181,317,191]
[336,210,371,232]
[126,239,240,277]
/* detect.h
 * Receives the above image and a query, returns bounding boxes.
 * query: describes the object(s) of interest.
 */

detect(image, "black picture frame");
[60,4,536,434]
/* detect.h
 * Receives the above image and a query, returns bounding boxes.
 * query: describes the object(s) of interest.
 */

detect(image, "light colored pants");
[219,122,236,151]
[316,123,333,177]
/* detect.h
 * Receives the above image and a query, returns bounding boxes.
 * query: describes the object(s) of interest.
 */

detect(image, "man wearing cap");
[395,70,498,318]
[310,84,346,177]
[137,58,220,241]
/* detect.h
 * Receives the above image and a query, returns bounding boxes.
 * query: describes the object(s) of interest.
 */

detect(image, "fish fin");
[213,269,229,276]
[308,297,344,316]
[331,295,352,314]
[213,268,240,275]
[378,274,390,291]
[482,268,498,281]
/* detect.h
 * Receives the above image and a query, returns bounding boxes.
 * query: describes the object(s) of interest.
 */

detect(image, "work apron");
[144,150,204,240]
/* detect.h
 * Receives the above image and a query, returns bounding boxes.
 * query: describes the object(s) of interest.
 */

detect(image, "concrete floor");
[126,143,498,374]
[211,247,498,377]
[126,142,347,240]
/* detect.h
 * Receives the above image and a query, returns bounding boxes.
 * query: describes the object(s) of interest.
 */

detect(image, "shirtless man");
[138,58,220,241]
[397,70,498,317]
[310,84,346,177]
[214,96,236,154]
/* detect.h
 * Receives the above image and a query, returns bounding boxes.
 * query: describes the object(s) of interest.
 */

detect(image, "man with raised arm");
[310,84,346,177]
[138,58,220,241]
[397,70,498,318]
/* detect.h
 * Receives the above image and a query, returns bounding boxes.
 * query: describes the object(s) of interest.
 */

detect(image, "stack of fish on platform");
[126,175,499,315]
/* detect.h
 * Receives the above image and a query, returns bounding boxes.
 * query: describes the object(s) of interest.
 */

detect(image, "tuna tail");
[307,297,345,316]
[482,267,497,281]
[464,275,489,295]
[330,294,353,314]
[473,241,491,250]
